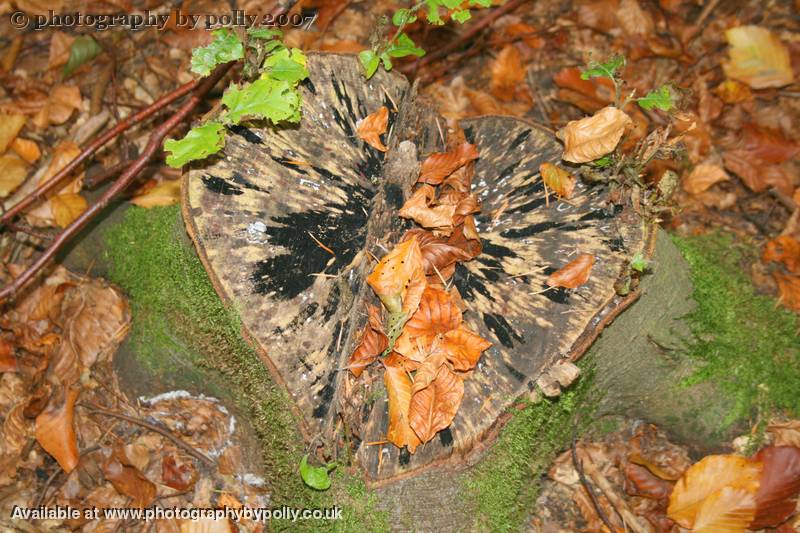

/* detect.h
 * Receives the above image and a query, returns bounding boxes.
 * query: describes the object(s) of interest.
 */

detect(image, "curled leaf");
[540,162,576,199]
[398,185,456,231]
[547,254,595,289]
[401,229,471,278]
[394,286,462,359]
[750,445,800,529]
[384,364,421,453]
[348,305,388,377]
[102,448,157,508]
[357,106,389,152]
[35,386,80,473]
[131,179,182,208]
[419,143,480,185]
[557,106,632,163]
[441,324,491,372]
[683,162,730,195]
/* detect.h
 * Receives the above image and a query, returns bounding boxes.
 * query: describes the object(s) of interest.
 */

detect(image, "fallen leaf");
[35,386,80,473]
[162,454,197,491]
[0,113,26,152]
[441,324,491,372]
[398,184,456,231]
[763,236,800,274]
[750,446,800,529]
[394,286,462,359]
[0,338,17,373]
[741,124,799,164]
[410,350,448,394]
[540,162,576,198]
[103,448,157,508]
[131,179,182,208]
[692,486,757,533]
[409,365,464,444]
[723,26,794,89]
[667,454,762,529]
[418,143,480,185]
[501,23,545,49]
[723,150,794,195]
[557,106,632,163]
[51,193,87,228]
[616,0,654,37]
[366,237,426,316]
[446,216,482,260]
[48,31,75,69]
[33,84,82,128]
[348,305,388,377]
[547,254,596,289]
[683,162,730,195]
[356,106,389,152]
[0,153,28,198]
[401,229,471,278]
[715,79,753,104]
[774,272,800,312]
[624,462,674,500]
[384,364,421,453]
[490,45,525,101]
[767,420,800,449]
[11,137,41,163]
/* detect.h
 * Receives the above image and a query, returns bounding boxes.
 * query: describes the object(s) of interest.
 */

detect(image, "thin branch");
[0,62,232,302]
[572,435,617,533]
[81,403,214,467]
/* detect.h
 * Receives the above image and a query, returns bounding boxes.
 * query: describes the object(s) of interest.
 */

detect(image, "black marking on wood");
[230,171,267,193]
[202,175,242,196]
[483,313,524,348]
[438,428,454,447]
[270,155,310,175]
[301,77,317,95]
[384,183,405,210]
[504,362,526,382]
[227,124,263,144]
[453,263,492,300]
[509,129,531,150]
[399,449,411,465]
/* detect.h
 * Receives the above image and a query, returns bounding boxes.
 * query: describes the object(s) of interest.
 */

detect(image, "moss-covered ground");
[673,233,800,436]
[103,204,388,532]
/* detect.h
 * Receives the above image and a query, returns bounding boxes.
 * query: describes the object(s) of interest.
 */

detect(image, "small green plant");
[580,54,677,112]
[299,454,337,491]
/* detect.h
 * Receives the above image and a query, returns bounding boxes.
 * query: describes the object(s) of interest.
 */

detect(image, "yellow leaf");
[540,162,576,198]
[557,106,632,163]
[366,237,426,316]
[51,193,87,228]
[723,26,793,89]
[667,454,761,529]
[0,113,26,153]
[0,153,28,198]
[131,179,182,208]
[11,137,40,163]
[692,486,756,533]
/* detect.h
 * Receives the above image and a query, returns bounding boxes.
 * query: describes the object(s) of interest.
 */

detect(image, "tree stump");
[182,53,648,486]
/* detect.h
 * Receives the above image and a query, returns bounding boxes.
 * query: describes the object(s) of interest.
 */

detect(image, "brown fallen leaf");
[366,237,426,316]
[401,228,471,278]
[11,137,41,164]
[615,0,654,37]
[540,162,576,199]
[51,193,88,228]
[557,106,632,163]
[162,454,197,491]
[418,143,480,185]
[441,324,491,372]
[131,179,182,208]
[683,162,730,195]
[33,84,83,128]
[667,454,762,529]
[0,338,17,373]
[0,113,26,153]
[750,446,800,529]
[490,45,525,101]
[35,386,80,473]
[356,106,389,152]
[384,364,421,453]
[774,273,800,312]
[348,304,389,377]
[398,185,456,232]
[715,79,753,104]
[723,26,794,89]
[393,286,462,359]
[547,254,596,289]
[624,462,673,500]
[723,150,794,195]
[0,153,28,198]
[103,448,157,508]
[763,235,800,274]
[692,486,757,533]
[767,420,800,449]
[47,31,75,70]
[409,365,464,444]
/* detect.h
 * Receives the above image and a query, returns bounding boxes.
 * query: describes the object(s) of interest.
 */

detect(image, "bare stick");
[572,436,617,533]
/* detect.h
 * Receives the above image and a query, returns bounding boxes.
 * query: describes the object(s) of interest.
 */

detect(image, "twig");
[399,0,526,74]
[0,62,232,302]
[572,435,617,533]
[81,403,214,467]
[682,0,722,44]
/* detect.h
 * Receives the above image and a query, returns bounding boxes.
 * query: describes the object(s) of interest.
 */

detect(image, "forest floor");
[0,0,799,531]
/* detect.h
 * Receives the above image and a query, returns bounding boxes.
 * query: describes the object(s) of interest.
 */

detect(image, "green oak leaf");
[386,33,426,58]
[163,121,225,168]
[359,50,380,78]
[452,9,472,23]
[469,0,492,6]
[379,51,393,71]
[299,455,336,491]
[190,28,244,77]
[263,47,309,84]
[580,54,626,81]
[592,155,613,168]
[246,27,283,41]
[392,8,417,26]
[637,85,676,111]
[630,252,648,273]
[222,78,301,124]
[63,35,102,77]
[425,0,445,24]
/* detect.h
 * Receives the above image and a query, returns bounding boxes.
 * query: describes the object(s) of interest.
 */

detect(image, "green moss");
[673,232,800,431]
[463,365,595,531]
[104,205,387,531]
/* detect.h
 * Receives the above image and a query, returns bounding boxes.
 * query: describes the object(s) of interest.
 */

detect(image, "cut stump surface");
[182,53,646,484]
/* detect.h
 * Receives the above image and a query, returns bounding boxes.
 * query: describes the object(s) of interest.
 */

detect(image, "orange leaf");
[774,273,800,312]
[131,179,181,208]
[401,229,471,278]
[540,162,576,199]
[667,454,762,529]
[418,143,480,185]
[411,349,448,395]
[35,386,80,473]
[624,462,674,500]
[409,365,464,444]
[162,454,197,491]
[547,254,595,289]
[557,106,632,163]
[0,338,17,373]
[446,216,482,260]
[763,235,800,274]
[11,137,41,164]
[357,106,389,152]
[490,45,525,101]
[348,304,388,377]
[394,286,462,359]
[715,80,752,104]
[0,153,28,198]
[0,112,26,153]
[103,448,157,508]
[367,238,426,317]
[750,446,800,529]
[398,184,456,231]
[441,324,492,372]
[384,364,421,453]
[692,486,757,533]
[683,162,730,195]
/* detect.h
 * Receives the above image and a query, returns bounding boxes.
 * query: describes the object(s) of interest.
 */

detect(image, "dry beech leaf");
[348,304,388,377]
[48,31,74,69]
[723,150,793,195]
[401,228,471,278]
[418,142,480,185]
[624,462,673,500]
[384,364,421,453]
[767,420,800,449]
[667,454,762,529]
[540,162,576,199]
[409,365,464,445]
[763,235,800,274]
[557,106,632,163]
[0,113,26,152]
[162,454,197,491]
[366,237,426,316]
[723,26,794,89]
[394,286,461,359]
[683,162,730,195]
[750,446,800,529]
[410,350,447,394]
[774,272,800,312]
[33,84,82,128]
[616,0,654,37]
[0,153,28,198]
[103,449,157,508]
[51,193,87,228]
[547,253,595,289]
[0,338,17,373]
[11,137,41,163]
[692,486,756,533]
[441,324,491,372]
[398,185,456,231]
[131,179,181,208]
[490,45,525,101]
[35,386,80,473]
[356,106,389,152]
